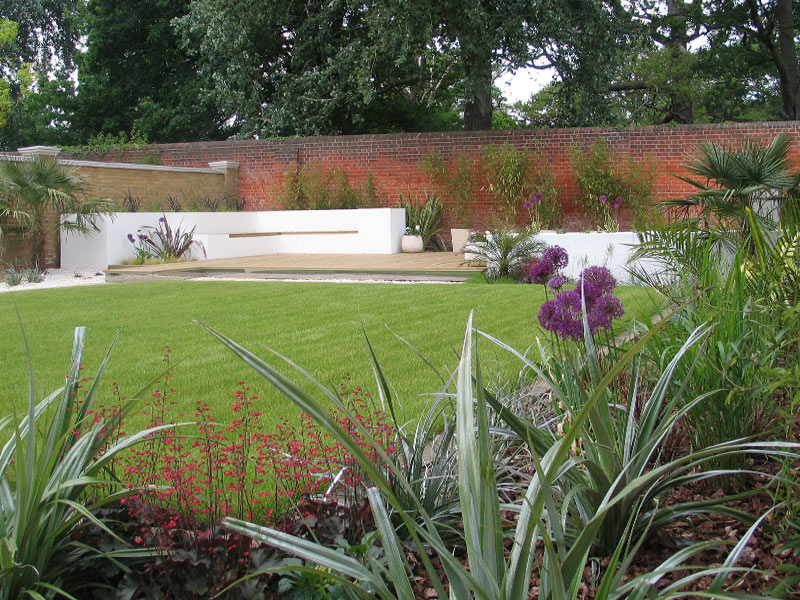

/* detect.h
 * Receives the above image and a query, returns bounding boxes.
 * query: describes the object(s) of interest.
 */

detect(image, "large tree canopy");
[2,0,799,145]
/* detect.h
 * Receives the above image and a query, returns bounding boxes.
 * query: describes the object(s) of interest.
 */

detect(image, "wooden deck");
[105,252,483,283]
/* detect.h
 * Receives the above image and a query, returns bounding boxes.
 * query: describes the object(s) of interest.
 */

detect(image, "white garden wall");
[61,208,406,270]
[536,231,657,282]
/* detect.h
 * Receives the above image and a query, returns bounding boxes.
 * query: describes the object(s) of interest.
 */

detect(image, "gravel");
[1,269,461,293]
[0,268,107,293]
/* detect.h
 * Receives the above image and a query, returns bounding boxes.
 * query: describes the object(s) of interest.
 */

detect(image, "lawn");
[0,280,661,429]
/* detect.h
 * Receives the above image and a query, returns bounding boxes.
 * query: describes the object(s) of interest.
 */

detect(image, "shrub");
[2,266,22,286]
[0,327,171,599]
[483,144,531,225]
[398,191,445,250]
[420,150,476,226]
[571,138,655,229]
[279,163,375,210]
[139,214,206,261]
[465,229,545,280]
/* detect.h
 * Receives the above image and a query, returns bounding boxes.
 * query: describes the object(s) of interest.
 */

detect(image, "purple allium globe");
[599,194,608,203]
[127,233,135,243]
[529,259,555,284]
[534,192,543,203]
[541,245,569,271]
[578,266,616,294]
[537,266,625,341]
[547,275,566,291]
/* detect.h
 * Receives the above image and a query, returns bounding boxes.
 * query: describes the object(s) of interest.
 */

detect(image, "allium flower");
[127,233,135,243]
[541,245,569,270]
[534,192,543,203]
[524,199,533,209]
[529,259,554,284]
[138,234,148,240]
[599,195,608,203]
[159,216,167,223]
[547,275,566,291]
[614,196,623,207]
[538,268,625,341]
[578,266,616,294]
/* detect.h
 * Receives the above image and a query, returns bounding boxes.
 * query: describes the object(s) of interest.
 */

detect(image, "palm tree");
[663,132,800,235]
[0,157,116,269]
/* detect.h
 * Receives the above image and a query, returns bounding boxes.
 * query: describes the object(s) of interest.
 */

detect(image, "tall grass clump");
[207,308,795,599]
[0,326,171,599]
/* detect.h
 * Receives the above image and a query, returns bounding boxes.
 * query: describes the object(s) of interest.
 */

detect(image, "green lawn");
[0,280,662,429]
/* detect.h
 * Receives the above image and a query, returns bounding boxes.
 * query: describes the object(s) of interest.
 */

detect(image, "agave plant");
[140,214,206,261]
[205,311,794,600]
[398,190,446,251]
[0,326,171,599]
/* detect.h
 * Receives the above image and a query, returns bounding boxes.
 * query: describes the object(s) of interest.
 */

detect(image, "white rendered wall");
[61,208,406,270]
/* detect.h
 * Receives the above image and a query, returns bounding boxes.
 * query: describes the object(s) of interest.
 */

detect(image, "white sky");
[497,66,556,103]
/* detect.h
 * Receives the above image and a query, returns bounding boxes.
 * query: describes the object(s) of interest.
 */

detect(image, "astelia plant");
[0,326,174,599]
[205,313,793,599]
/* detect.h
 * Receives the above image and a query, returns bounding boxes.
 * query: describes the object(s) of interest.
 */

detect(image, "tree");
[0,18,34,130]
[0,157,115,268]
[72,0,228,143]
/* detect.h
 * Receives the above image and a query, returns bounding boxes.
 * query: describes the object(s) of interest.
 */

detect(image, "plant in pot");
[419,151,475,253]
[398,191,445,252]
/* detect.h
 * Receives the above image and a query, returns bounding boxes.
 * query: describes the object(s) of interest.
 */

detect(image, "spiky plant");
[0,158,116,269]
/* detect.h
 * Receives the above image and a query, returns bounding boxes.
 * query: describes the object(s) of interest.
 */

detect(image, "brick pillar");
[209,160,240,206]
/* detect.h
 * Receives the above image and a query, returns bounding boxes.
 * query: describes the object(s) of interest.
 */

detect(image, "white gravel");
[1,269,462,292]
[0,268,107,293]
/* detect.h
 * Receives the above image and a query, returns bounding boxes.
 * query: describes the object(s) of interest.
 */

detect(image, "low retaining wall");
[61,208,406,270]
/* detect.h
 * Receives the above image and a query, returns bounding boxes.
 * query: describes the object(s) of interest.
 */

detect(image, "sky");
[497,66,556,104]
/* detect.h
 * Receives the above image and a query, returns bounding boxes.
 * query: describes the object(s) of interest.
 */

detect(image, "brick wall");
[63,121,800,232]
[0,153,231,268]
[74,162,229,210]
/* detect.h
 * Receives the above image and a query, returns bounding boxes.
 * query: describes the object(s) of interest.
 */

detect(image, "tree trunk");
[30,227,46,270]
[776,0,800,119]
[664,0,694,124]
[462,47,493,130]
[746,0,800,119]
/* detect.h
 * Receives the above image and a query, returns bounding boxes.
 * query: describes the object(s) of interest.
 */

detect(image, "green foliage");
[214,311,789,600]
[2,267,21,286]
[0,158,116,268]
[279,163,374,210]
[0,326,163,599]
[62,130,151,158]
[0,18,33,130]
[419,150,476,226]
[526,167,563,230]
[483,144,531,225]
[664,132,800,240]
[398,191,445,250]
[465,230,545,280]
[72,0,228,144]
[140,215,206,261]
[571,139,655,229]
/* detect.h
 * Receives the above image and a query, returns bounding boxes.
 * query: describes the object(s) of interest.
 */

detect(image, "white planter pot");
[401,235,424,253]
[451,228,471,254]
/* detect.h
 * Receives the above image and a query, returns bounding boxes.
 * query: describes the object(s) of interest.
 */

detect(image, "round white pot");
[401,235,424,253]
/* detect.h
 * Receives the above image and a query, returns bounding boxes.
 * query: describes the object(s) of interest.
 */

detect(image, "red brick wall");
[61,121,800,231]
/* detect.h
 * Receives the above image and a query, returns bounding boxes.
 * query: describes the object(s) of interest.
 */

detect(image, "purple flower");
[547,275,566,291]
[541,245,569,271]
[537,273,625,341]
[529,259,555,284]
[159,216,167,223]
[599,195,608,203]
[127,233,135,244]
[578,266,616,295]
[524,199,533,209]
[138,234,148,241]
[534,192,543,204]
